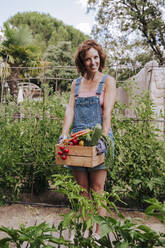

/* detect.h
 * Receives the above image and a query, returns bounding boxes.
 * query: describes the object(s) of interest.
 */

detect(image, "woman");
[59,39,116,237]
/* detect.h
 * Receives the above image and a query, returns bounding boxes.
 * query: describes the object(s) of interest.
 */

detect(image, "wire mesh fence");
[0,63,165,125]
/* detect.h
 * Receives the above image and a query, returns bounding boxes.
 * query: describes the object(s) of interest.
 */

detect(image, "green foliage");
[78,123,103,146]
[0,91,67,203]
[2,24,33,47]
[145,198,165,225]
[87,0,165,65]
[107,93,165,206]
[53,175,165,247]
[1,175,164,247]
[0,23,41,98]
[0,23,41,66]
[6,11,89,54]
[44,42,74,66]
[89,123,102,146]
[0,88,164,207]
[43,41,78,91]
[0,11,88,97]
[0,222,69,248]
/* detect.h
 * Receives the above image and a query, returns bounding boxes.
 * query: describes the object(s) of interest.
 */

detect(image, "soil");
[0,191,164,247]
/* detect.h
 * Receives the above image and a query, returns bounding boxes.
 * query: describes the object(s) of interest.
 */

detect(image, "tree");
[1,11,89,95]
[0,23,41,99]
[6,12,89,54]
[44,41,74,66]
[43,41,78,91]
[87,0,165,65]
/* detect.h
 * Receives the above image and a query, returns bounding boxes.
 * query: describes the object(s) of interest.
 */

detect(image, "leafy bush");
[0,88,164,206]
[0,90,67,203]
[145,198,165,225]
[0,175,164,247]
[0,222,69,248]
[106,93,165,207]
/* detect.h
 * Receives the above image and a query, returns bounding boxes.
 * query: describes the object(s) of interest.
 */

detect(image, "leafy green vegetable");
[78,124,103,146]
[90,123,102,146]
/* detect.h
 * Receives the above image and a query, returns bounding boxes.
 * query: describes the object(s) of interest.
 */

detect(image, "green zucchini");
[90,123,102,146]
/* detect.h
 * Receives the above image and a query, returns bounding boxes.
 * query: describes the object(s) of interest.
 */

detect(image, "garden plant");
[0,89,164,207]
[0,174,164,247]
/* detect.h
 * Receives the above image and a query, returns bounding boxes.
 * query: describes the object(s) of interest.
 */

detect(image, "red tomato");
[59,146,65,150]
[63,148,69,154]
[58,151,63,155]
[61,155,67,160]
[72,139,79,145]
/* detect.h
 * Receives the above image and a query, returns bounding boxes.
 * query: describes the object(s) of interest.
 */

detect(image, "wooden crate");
[55,144,104,168]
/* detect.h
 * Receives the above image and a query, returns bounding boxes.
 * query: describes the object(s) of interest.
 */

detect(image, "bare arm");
[61,80,76,137]
[102,76,116,136]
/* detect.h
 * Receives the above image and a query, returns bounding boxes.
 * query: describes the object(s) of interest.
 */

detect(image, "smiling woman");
[58,39,116,238]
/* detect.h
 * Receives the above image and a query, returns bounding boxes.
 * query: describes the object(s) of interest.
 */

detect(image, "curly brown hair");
[75,39,106,76]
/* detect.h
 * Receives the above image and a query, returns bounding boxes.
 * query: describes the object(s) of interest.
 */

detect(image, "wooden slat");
[56,153,104,167]
[56,144,97,156]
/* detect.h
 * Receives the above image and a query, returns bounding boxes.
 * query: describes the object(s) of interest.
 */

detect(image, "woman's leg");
[72,170,90,198]
[89,169,107,235]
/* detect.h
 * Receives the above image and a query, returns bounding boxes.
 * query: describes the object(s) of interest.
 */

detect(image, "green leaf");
[100,222,112,238]
[62,212,75,228]
[0,238,10,247]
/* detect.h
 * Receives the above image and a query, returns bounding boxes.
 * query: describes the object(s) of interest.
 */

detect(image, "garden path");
[0,203,164,247]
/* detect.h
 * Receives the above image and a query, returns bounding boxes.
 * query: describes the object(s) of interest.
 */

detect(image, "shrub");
[106,93,165,207]
[0,90,67,203]
[1,175,164,247]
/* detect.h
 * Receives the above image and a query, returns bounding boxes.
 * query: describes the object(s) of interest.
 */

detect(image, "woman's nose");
[91,58,95,64]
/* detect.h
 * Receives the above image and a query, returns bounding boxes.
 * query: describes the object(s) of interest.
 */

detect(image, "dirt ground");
[0,191,164,247]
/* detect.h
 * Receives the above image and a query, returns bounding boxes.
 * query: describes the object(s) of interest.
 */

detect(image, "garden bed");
[0,190,164,233]
[0,203,164,239]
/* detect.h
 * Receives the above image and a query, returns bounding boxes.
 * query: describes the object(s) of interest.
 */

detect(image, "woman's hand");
[58,135,67,144]
[96,139,106,155]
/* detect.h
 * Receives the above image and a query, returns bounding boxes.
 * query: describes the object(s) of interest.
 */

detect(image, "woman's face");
[84,47,100,74]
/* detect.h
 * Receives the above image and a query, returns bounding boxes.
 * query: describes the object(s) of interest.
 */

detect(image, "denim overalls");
[66,74,113,171]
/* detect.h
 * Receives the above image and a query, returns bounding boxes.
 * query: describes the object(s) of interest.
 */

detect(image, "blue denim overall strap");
[96,74,108,95]
[74,77,82,97]
[72,75,108,133]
